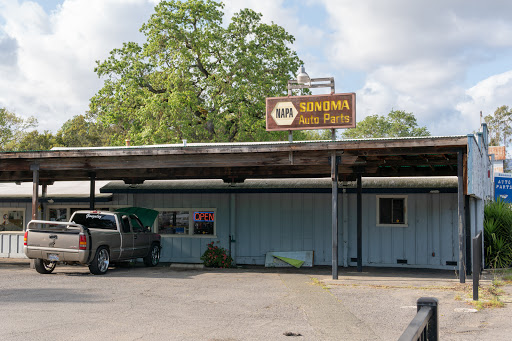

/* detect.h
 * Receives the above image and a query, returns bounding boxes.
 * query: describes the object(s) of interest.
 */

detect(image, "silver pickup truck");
[24,210,161,275]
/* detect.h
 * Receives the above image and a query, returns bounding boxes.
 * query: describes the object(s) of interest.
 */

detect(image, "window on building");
[377,196,407,226]
[48,206,110,223]
[49,208,68,222]
[157,209,216,236]
[0,209,25,232]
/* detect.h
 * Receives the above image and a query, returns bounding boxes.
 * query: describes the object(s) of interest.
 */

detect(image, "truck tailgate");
[26,229,81,250]
[24,221,88,262]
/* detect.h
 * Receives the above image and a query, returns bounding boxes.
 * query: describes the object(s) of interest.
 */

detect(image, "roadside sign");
[495,172,512,203]
[266,93,356,131]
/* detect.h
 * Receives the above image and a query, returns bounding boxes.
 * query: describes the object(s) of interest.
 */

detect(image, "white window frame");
[376,195,408,227]
[0,207,26,233]
[155,208,217,238]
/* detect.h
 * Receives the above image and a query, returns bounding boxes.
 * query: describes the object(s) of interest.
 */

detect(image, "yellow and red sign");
[266,93,356,131]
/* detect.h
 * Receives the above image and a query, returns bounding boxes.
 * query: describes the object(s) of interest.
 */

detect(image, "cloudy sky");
[1,0,512,141]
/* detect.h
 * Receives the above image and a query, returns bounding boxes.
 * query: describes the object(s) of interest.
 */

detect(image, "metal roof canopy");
[0,135,470,282]
[0,136,468,184]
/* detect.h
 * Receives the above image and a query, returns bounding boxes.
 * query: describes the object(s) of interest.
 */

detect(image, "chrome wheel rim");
[98,249,109,272]
[43,260,56,271]
[151,246,159,265]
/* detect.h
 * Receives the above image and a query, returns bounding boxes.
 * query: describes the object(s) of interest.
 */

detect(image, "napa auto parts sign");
[495,172,512,203]
[266,93,356,131]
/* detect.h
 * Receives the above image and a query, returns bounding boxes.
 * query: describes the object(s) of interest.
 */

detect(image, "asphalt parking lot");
[1,259,511,341]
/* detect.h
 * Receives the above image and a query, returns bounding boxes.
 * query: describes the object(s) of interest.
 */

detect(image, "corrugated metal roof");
[49,135,467,152]
[100,177,458,192]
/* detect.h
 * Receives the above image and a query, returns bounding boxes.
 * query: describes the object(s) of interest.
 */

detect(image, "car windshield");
[72,213,117,230]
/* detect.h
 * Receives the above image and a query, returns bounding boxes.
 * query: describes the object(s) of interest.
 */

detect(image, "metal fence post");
[399,297,439,341]
[417,297,439,341]
[473,232,482,301]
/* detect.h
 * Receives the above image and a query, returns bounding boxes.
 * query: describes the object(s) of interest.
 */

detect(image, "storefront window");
[157,209,215,236]
[49,208,68,222]
[193,211,215,235]
[158,211,190,235]
[0,209,24,231]
[48,207,111,224]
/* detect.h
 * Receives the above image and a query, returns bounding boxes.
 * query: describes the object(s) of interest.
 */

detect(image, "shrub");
[484,199,512,268]
[200,241,233,268]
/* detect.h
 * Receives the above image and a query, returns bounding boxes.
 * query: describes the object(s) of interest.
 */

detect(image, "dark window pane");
[130,215,144,232]
[72,213,117,230]
[392,199,404,224]
[379,198,392,224]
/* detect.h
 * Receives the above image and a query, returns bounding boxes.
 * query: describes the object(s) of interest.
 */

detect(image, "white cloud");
[315,0,512,136]
[457,71,512,120]
[321,1,512,70]
[0,0,156,130]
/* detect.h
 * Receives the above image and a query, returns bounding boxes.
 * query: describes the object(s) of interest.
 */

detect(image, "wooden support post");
[331,151,339,280]
[89,172,96,210]
[30,164,39,220]
[41,184,47,220]
[357,173,363,272]
[458,151,466,283]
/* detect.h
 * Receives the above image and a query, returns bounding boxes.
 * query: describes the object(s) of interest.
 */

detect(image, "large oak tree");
[89,0,305,144]
[0,108,37,151]
[485,105,512,146]
[342,110,430,139]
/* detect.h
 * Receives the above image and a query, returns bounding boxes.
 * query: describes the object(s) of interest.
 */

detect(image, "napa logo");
[270,101,297,125]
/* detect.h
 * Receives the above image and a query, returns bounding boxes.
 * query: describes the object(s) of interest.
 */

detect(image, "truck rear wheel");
[89,246,110,275]
[34,258,56,274]
[143,244,160,267]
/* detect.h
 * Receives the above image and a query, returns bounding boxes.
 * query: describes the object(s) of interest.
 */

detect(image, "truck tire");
[34,258,56,274]
[89,246,110,275]
[143,243,160,267]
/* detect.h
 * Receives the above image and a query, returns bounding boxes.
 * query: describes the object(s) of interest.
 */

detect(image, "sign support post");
[267,69,355,280]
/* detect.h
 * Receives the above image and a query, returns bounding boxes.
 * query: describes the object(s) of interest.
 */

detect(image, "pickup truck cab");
[24,210,161,275]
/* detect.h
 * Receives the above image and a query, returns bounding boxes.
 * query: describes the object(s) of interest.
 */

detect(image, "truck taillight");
[79,233,87,250]
[24,231,28,246]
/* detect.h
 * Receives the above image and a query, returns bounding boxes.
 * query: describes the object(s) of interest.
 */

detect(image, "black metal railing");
[473,231,483,301]
[398,297,439,341]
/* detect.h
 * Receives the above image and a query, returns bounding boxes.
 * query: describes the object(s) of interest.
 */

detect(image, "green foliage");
[0,108,38,151]
[55,115,111,147]
[89,0,305,145]
[484,199,512,268]
[302,129,334,140]
[15,130,56,151]
[342,110,430,139]
[484,105,512,146]
[200,241,233,268]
